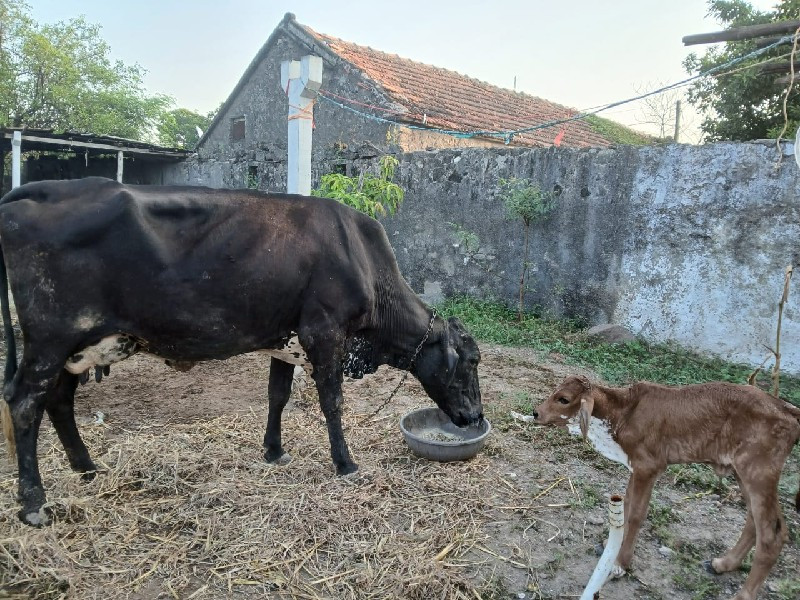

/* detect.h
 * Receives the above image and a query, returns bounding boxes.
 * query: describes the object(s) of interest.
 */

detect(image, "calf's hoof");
[705,557,739,574]
[610,564,626,579]
[336,461,359,476]
[264,451,292,466]
[703,559,718,574]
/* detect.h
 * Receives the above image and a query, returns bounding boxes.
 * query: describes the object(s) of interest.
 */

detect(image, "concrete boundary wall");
[378,141,800,373]
[164,141,800,373]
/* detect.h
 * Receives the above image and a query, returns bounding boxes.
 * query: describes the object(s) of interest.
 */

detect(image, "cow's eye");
[557,397,569,405]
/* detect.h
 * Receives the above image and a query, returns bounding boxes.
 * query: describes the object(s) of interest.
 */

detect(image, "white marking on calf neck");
[567,416,632,472]
[261,335,313,374]
[65,335,138,374]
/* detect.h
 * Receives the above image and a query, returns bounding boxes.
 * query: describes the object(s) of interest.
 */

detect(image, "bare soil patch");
[1,346,798,599]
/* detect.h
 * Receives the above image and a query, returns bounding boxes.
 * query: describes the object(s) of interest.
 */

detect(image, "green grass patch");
[667,464,731,495]
[773,578,800,600]
[584,114,654,146]
[571,481,602,510]
[649,500,679,545]
[670,542,724,600]
[438,296,800,406]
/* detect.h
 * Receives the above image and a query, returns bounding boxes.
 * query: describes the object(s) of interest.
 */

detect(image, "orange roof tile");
[304,28,616,148]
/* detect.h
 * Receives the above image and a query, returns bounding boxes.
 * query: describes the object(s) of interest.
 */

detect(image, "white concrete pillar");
[11,131,21,189]
[117,150,124,182]
[281,55,322,195]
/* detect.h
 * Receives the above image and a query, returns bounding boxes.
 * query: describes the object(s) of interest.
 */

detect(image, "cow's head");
[413,317,483,427]
[533,376,594,437]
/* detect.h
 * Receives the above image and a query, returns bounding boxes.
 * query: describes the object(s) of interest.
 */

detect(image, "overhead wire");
[315,34,797,144]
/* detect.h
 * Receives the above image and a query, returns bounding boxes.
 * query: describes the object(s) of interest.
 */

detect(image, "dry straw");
[0,390,506,599]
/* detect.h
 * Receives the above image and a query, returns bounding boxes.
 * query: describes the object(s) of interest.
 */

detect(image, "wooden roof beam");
[2,132,188,158]
[683,20,800,46]
[759,61,800,75]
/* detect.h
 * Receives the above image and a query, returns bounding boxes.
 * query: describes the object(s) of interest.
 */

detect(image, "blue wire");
[316,34,796,143]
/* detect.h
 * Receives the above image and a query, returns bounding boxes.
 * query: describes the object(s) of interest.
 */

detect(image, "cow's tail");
[0,188,19,460]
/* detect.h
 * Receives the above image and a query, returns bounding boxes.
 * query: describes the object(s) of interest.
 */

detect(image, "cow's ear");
[445,346,458,382]
[447,316,464,331]
[578,396,594,439]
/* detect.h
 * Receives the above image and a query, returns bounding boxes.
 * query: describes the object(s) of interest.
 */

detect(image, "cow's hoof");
[265,452,292,466]
[336,462,359,476]
[80,469,99,482]
[18,507,50,527]
[610,564,626,579]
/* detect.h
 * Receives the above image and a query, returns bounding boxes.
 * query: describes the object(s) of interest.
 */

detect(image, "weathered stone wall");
[375,141,800,373]
[161,138,800,373]
[160,29,398,189]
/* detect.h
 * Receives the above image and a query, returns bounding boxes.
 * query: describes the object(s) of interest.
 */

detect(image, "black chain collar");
[362,308,437,421]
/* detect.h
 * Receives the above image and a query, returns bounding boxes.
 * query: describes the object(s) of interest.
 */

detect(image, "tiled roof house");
[307,29,614,149]
[186,13,643,189]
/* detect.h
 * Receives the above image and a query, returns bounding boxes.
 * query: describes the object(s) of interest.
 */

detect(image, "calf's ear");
[578,396,594,439]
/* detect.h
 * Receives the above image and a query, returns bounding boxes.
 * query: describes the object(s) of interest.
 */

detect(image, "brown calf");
[532,376,800,600]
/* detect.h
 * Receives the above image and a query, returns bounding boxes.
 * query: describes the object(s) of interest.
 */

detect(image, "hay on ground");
[0,401,504,599]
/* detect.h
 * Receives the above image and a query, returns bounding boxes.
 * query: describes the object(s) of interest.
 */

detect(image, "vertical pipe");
[11,131,21,189]
[117,150,124,183]
[673,100,682,143]
[282,56,322,196]
[580,494,625,600]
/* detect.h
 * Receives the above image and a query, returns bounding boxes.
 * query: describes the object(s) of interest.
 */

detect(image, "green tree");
[0,1,172,140]
[499,177,555,322]
[312,155,404,219]
[684,0,800,141]
[157,108,213,149]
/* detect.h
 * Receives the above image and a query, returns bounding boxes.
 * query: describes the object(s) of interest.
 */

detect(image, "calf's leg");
[46,371,97,477]
[710,474,755,574]
[264,357,294,464]
[733,478,786,600]
[615,467,660,574]
[710,509,755,574]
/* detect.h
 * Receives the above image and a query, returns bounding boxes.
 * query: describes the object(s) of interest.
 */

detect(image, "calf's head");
[414,317,483,427]
[534,376,595,438]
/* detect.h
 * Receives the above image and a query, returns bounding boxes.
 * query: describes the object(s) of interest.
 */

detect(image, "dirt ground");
[1,345,799,599]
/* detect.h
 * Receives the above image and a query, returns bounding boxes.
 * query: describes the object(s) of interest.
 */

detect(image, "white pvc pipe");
[117,150,124,182]
[580,494,625,600]
[11,130,21,189]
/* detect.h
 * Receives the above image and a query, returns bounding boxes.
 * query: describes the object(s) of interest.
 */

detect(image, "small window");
[230,116,245,141]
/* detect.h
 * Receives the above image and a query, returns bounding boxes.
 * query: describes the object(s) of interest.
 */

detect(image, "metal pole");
[11,131,21,189]
[117,150,124,183]
[673,100,682,143]
[281,55,322,195]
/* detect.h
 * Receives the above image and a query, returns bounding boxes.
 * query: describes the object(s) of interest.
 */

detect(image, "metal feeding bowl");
[399,407,491,462]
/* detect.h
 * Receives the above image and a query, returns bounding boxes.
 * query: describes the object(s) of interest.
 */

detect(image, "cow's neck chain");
[362,308,437,421]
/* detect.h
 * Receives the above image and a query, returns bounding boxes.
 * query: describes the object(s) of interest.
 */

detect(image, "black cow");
[0,177,483,526]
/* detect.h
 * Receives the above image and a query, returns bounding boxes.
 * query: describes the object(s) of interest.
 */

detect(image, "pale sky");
[27,1,783,141]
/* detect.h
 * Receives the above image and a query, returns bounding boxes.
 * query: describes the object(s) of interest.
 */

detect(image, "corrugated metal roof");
[2,128,189,160]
